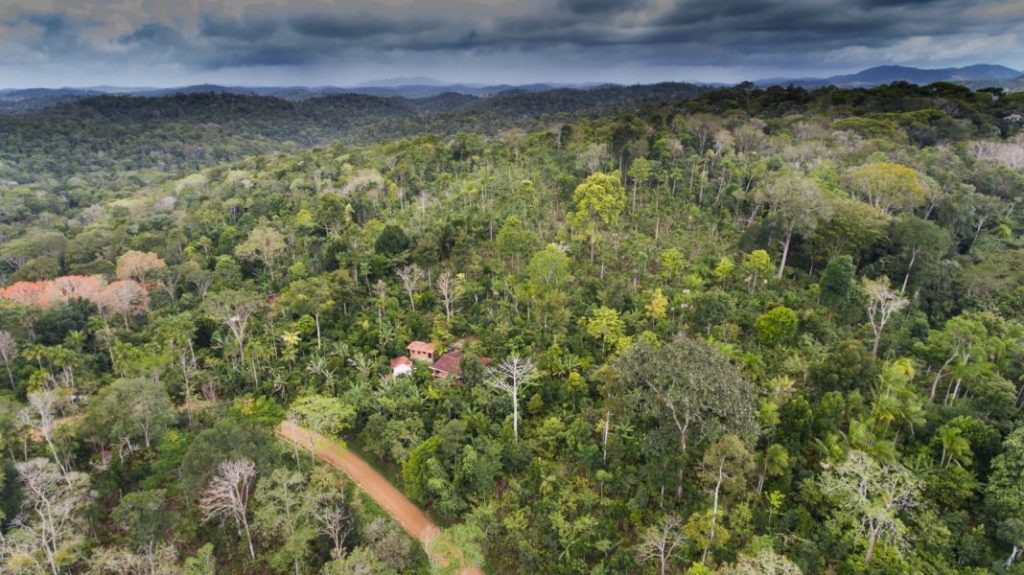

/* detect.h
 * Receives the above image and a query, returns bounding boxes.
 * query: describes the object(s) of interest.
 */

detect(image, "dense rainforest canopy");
[1,81,1024,574]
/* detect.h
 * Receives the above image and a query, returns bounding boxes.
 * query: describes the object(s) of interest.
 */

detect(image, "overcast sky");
[1,0,1023,88]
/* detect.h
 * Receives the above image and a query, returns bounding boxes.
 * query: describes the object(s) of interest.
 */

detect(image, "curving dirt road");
[276,420,484,575]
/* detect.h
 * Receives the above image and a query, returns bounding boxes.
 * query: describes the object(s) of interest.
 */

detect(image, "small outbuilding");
[390,356,413,377]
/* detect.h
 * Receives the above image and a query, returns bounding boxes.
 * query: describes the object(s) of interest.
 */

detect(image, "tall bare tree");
[315,494,353,556]
[5,458,91,575]
[487,356,536,442]
[636,514,687,575]
[395,265,424,311]
[436,270,463,323]
[199,458,258,562]
[863,277,909,357]
[204,290,262,364]
[27,390,67,475]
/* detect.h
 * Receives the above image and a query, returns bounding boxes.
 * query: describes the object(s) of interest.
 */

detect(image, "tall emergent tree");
[863,277,909,357]
[568,171,626,264]
[756,168,832,278]
[199,458,258,562]
[487,355,536,442]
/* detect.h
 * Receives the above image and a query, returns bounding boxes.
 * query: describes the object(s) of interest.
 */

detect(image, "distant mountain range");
[756,64,1023,88]
[0,81,611,113]
[2,64,1023,114]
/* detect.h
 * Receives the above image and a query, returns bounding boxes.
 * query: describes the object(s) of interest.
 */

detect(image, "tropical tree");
[279,274,339,348]
[85,378,176,450]
[844,162,926,215]
[863,277,909,357]
[234,225,287,281]
[756,169,832,278]
[115,250,166,283]
[986,428,1024,569]
[568,171,626,264]
[636,514,687,575]
[204,289,264,364]
[697,434,753,561]
[718,548,802,575]
[819,450,919,564]
[618,337,759,498]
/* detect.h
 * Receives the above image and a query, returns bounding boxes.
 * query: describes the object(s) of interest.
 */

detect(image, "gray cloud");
[199,14,279,41]
[0,0,1021,86]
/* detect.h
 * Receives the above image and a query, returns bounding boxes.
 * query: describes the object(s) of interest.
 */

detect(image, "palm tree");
[936,426,972,468]
[756,443,790,494]
[348,352,376,383]
[306,354,337,394]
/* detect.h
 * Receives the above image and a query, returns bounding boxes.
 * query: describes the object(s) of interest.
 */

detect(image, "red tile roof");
[391,356,412,369]
[407,341,435,354]
[431,351,463,377]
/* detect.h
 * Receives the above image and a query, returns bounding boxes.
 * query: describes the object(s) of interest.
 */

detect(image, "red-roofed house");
[430,351,491,381]
[407,341,435,363]
[430,351,464,380]
[390,356,413,377]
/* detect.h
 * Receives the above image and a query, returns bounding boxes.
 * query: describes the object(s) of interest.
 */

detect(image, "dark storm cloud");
[288,13,420,39]
[0,0,1022,85]
[199,14,279,41]
[117,22,185,46]
[557,0,645,15]
[7,12,96,56]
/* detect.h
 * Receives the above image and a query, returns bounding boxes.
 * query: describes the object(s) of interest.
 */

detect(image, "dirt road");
[276,420,484,575]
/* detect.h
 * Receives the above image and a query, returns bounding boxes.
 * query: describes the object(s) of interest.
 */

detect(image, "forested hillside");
[0,82,709,184]
[1,82,1024,574]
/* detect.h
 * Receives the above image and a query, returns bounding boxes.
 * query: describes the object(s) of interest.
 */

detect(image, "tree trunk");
[972,216,987,246]
[757,466,766,496]
[44,544,59,575]
[901,248,918,294]
[4,362,13,389]
[512,393,519,442]
[242,515,256,562]
[703,461,725,563]
[602,410,611,463]
[865,527,879,563]
[777,228,793,279]
[930,356,955,401]
[315,312,323,349]
[654,196,661,240]
[947,378,962,405]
